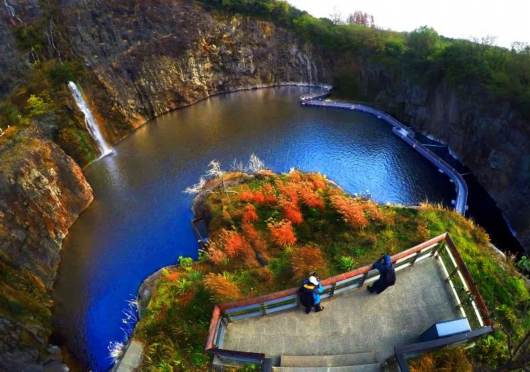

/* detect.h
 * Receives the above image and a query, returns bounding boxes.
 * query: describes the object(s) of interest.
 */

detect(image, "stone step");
[272,363,381,372]
[280,352,377,367]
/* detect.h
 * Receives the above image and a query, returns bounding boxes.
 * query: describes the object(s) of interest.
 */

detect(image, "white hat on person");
[309,276,318,285]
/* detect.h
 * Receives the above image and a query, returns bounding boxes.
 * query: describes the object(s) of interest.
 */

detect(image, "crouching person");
[300,275,324,314]
[368,254,396,294]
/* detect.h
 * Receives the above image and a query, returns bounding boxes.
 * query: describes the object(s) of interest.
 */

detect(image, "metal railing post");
[446,266,460,282]
[260,303,267,316]
[329,283,336,298]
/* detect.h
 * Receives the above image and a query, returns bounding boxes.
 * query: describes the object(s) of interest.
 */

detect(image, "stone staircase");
[272,351,380,371]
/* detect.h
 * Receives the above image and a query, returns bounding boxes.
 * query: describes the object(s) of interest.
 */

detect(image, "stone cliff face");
[58,0,326,128]
[0,127,93,370]
[331,58,530,250]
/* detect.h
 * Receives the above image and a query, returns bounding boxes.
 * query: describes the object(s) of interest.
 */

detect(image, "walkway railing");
[204,233,491,369]
[299,93,469,216]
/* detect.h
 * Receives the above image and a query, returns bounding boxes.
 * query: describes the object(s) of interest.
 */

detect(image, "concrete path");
[222,258,459,366]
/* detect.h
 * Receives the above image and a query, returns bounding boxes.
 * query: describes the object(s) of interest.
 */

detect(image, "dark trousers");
[305,303,323,314]
[368,278,389,294]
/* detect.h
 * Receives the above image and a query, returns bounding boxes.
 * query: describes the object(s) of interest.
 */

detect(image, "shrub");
[219,230,246,258]
[518,256,530,274]
[280,200,303,225]
[240,189,254,202]
[243,204,259,223]
[408,347,472,372]
[261,183,278,204]
[25,93,53,117]
[299,183,325,210]
[330,194,369,229]
[207,244,228,265]
[291,246,327,282]
[241,222,260,240]
[0,102,22,129]
[276,180,299,204]
[268,220,297,247]
[308,173,327,190]
[48,63,74,86]
[179,256,194,271]
[338,256,356,272]
[203,273,243,302]
[252,191,266,204]
[361,202,384,223]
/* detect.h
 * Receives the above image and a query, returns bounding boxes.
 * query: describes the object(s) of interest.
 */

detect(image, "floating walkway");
[300,89,468,215]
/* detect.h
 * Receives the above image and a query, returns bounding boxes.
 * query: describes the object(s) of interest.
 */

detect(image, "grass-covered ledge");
[132,168,529,371]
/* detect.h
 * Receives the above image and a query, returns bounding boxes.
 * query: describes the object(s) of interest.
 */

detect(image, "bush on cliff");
[134,170,529,371]
[198,0,530,120]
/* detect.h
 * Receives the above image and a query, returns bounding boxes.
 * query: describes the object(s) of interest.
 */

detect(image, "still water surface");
[52,87,454,370]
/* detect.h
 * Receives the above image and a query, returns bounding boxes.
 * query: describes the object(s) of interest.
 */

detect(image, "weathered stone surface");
[57,0,327,131]
[0,127,93,370]
[332,58,530,251]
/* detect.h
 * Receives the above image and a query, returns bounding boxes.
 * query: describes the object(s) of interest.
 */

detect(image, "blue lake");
[52,86,455,370]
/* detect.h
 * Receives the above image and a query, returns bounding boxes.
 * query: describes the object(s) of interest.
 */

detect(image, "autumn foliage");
[243,204,259,223]
[204,273,243,302]
[280,200,303,225]
[291,246,327,282]
[268,220,297,247]
[330,194,369,229]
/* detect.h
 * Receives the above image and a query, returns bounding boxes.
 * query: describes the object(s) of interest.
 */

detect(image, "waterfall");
[68,81,112,158]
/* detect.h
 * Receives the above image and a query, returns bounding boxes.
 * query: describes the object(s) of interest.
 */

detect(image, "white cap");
[308,276,318,285]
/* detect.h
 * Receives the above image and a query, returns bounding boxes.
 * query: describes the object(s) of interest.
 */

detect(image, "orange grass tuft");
[242,204,259,223]
[204,273,243,302]
[291,246,327,282]
[330,194,369,229]
[268,220,297,247]
[280,200,304,225]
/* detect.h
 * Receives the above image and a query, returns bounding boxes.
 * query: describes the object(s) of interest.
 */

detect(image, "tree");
[329,8,342,25]
[346,11,376,28]
[25,93,53,117]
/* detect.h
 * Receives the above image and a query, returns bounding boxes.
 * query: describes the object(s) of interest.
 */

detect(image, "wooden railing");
[204,233,493,369]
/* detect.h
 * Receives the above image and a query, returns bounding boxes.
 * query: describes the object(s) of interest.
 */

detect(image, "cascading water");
[68,81,112,158]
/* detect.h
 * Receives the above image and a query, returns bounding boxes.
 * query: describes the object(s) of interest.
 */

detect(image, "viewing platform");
[204,234,493,371]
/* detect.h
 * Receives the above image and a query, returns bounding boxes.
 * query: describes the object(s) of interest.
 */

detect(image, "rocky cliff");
[0,127,93,370]
[58,0,326,130]
[330,58,530,251]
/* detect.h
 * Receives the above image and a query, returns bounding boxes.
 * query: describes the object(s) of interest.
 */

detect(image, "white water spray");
[68,81,112,158]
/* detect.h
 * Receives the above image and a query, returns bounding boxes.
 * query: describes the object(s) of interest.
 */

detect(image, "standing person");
[368,254,396,294]
[300,274,324,314]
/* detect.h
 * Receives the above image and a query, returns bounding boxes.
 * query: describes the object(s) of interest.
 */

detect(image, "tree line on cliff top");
[199,0,530,120]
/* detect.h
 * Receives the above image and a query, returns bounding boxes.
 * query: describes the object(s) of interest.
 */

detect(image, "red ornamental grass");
[268,220,297,247]
[221,230,246,258]
[261,183,278,204]
[204,273,243,302]
[281,200,303,225]
[309,174,327,190]
[276,180,300,205]
[331,194,369,229]
[252,191,266,204]
[166,272,181,281]
[291,246,327,282]
[242,222,260,240]
[239,190,254,202]
[243,204,259,223]
[299,183,325,210]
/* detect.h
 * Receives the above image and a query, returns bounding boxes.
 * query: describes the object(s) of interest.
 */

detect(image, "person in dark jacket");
[300,275,324,314]
[368,254,396,294]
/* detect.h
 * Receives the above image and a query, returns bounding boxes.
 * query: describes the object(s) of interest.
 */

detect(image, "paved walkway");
[222,258,460,365]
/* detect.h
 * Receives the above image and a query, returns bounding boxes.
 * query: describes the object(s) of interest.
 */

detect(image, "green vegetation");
[134,170,529,370]
[198,0,530,119]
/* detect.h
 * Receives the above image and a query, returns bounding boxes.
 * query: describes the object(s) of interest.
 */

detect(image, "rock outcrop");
[0,127,93,370]
[329,58,530,251]
[58,0,325,128]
